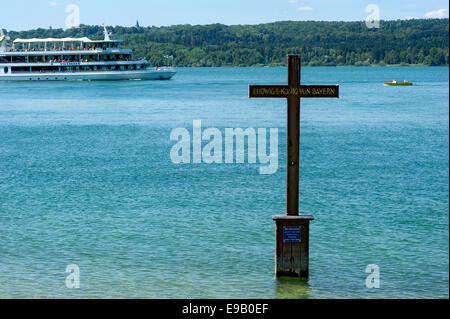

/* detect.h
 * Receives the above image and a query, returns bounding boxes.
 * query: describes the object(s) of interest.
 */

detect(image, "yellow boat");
[383,80,413,86]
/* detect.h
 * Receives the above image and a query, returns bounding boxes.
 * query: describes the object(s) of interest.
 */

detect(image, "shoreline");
[173,64,448,68]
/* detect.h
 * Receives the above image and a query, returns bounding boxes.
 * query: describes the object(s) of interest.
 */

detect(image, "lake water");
[0,67,448,298]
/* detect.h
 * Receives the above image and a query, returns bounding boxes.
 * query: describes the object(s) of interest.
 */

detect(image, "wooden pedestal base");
[272,215,314,279]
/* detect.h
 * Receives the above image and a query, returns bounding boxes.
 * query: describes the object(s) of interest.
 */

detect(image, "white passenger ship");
[0,25,176,81]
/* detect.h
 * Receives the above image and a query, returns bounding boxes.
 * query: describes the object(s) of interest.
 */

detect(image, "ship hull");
[0,69,176,81]
[383,82,413,86]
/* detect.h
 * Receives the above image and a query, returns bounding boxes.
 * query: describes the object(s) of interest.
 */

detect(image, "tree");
[7,19,449,67]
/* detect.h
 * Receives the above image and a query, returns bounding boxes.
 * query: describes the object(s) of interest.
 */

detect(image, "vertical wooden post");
[274,55,313,279]
[286,55,300,216]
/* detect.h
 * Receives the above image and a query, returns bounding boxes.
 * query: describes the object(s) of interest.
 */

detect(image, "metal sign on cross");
[249,55,339,216]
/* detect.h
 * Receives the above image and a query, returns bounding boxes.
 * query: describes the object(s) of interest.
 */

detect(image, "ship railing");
[7,48,95,52]
[11,69,144,74]
[5,48,132,53]
[5,58,146,64]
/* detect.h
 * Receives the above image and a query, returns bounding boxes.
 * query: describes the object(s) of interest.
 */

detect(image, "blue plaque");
[283,226,301,243]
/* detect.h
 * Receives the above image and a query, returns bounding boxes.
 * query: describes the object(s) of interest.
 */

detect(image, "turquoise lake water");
[0,67,448,298]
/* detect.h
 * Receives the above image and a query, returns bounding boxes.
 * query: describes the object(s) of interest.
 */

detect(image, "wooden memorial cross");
[249,55,339,278]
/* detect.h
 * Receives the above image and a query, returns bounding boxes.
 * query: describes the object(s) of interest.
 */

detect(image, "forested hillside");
[5,19,449,67]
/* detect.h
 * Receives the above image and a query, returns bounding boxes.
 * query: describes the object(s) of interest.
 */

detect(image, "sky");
[1,0,449,31]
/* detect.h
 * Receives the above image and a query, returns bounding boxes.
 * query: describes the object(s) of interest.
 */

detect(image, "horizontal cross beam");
[249,85,339,98]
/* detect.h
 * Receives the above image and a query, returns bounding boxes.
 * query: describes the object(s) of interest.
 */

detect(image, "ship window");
[4,67,8,74]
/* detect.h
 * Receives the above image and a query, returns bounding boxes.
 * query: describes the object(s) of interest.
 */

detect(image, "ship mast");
[102,23,111,41]
[0,29,10,52]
